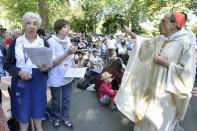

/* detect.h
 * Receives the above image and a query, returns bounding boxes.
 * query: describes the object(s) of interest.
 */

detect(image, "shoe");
[53,119,60,128]
[63,120,73,129]
[110,105,118,111]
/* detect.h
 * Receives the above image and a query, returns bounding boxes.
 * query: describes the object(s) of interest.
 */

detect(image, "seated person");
[99,71,117,110]
[117,38,129,65]
[74,51,86,67]
[95,58,123,91]
[78,38,87,50]
[88,49,103,75]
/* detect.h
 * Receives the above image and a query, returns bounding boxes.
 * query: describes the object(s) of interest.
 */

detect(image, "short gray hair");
[13,28,22,36]
[22,12,42,28]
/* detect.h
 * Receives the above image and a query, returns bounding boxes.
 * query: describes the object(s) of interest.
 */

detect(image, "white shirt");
[118,45,127,55]
[0,50,3,57]
[47,35,74,87]
[106,39,116,49]
[89,54,103,71]
[15,34,44,74]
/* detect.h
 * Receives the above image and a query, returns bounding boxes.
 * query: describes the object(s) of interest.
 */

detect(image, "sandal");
[64,120,73,129]
[53,119,60,127]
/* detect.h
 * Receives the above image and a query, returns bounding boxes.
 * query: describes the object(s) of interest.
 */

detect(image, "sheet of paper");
[0,76,11,89]
[24,47,52,67]
[64,68,87,78]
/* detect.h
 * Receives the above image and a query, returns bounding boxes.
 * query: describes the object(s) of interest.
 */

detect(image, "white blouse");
[47,35,74,87]
[15,34,45,74]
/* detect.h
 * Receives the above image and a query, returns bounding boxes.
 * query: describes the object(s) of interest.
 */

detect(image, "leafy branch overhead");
[0,0,196,35]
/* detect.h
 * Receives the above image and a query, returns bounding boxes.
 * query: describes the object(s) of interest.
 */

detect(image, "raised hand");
[66,46,77,56]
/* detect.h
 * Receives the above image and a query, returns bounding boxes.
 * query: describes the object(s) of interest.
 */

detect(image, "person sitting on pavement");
[117,38,129,65]
[99,71,117,111]
[95,58,124,91]
[88,49,104,76]
[77,38,87,50]
[74,51,86,67]
[106,34,117,58]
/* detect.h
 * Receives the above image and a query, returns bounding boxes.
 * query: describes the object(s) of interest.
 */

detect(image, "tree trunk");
[37,0,49,30]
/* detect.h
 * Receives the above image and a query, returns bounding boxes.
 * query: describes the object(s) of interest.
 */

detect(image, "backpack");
[7,118,20,131]
[77,76,96,90]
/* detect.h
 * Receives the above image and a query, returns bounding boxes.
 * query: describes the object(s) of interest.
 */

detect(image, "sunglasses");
[106,76,114,80]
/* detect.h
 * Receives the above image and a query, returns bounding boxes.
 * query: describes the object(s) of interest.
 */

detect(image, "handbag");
[0,51,5,77]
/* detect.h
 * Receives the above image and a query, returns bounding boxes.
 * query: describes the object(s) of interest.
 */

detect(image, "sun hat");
[101,72,113,81]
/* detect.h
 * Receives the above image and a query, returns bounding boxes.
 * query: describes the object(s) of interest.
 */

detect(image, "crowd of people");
[0,10,196,131]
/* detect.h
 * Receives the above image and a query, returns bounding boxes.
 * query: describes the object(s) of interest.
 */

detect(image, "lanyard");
[22,44,29,63]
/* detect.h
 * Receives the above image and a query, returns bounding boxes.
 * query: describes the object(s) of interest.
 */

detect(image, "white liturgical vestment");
[114,29,196,131]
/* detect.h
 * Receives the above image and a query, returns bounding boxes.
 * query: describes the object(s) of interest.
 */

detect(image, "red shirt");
[99,82,117,98]
[95,66,123,91]
[5,38,12,46]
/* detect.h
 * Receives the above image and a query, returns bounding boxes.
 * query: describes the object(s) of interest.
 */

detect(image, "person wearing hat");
[99,71,117,110]
[115,12,196,131]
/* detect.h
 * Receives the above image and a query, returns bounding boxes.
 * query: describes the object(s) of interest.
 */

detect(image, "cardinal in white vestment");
[115,12,196,131]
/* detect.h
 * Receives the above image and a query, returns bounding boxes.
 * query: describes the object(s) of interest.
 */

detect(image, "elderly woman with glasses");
[5,12,49,131]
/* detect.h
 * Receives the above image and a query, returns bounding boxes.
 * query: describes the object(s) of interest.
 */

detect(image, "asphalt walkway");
[42,80,197,131]
[43,80,134,131]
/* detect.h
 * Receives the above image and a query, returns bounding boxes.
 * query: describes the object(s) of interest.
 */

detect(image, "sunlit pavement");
[43,80,134,131]
[42,80,197,131]
[2,77,197,131]
[178,81,197,131]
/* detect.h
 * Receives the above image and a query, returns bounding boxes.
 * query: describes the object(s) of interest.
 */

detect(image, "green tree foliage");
[0,0,71,30]
[80,0,106,33]
[46,0,70,29]
[191,25,197,35]
[187,0,197,16]
[0,0,38,27]
[102,14,125,34]
[70,16,86,33]
[38,0,49,30]
[0,0,194,35]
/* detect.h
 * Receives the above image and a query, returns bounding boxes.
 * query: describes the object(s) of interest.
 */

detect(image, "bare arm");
[53,53,69,66]
[53,46,77,66]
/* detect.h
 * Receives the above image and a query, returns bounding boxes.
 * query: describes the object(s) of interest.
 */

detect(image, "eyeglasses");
[160,19,172,24]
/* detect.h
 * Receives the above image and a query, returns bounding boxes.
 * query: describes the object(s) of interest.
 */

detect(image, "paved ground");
[42,80,134,131]
[1,77,197,131]
[178,96,197,131]
[42,79,197,131]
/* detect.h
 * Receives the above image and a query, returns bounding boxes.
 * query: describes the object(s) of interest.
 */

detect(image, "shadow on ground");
[43,80,134,131]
